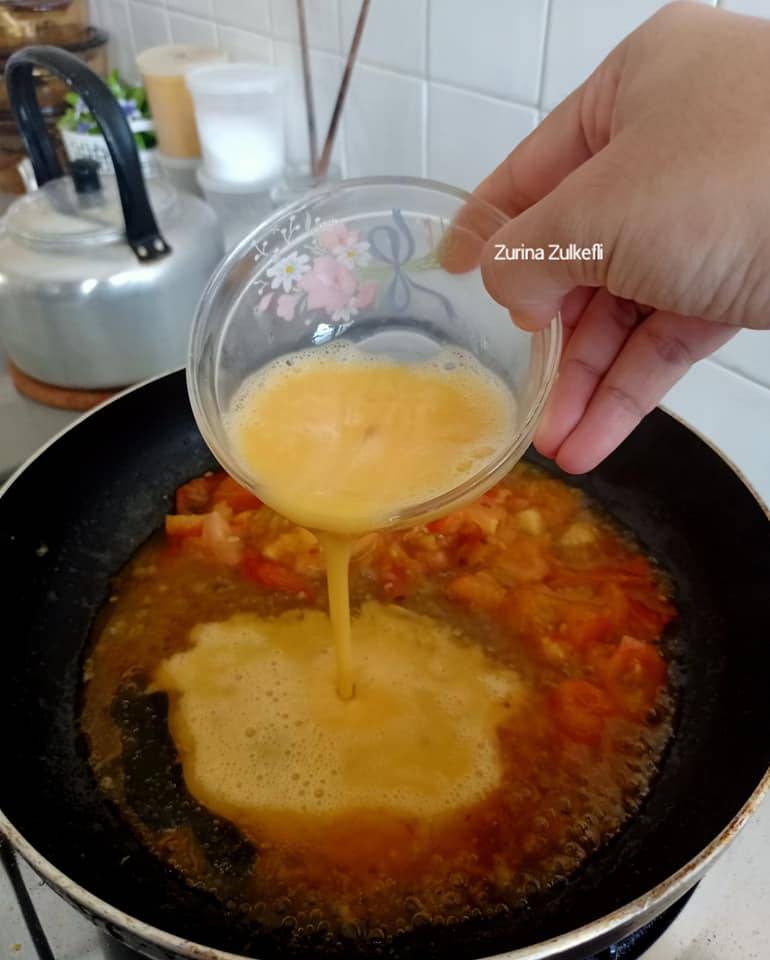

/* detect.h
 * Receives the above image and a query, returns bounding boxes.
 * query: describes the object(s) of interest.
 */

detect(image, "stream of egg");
[225,340,517,700]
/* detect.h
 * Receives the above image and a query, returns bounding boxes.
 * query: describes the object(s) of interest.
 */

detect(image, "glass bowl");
[187,176,562,531]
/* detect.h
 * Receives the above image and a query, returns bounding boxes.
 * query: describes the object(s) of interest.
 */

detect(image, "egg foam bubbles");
[152,601,524,834]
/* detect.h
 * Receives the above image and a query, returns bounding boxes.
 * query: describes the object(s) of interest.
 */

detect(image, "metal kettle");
[0,46,225,390]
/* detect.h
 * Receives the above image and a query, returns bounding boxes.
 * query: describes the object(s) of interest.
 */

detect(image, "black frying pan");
[1,369,769,960]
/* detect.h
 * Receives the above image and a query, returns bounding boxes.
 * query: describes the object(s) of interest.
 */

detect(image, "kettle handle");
[5,45,171,263]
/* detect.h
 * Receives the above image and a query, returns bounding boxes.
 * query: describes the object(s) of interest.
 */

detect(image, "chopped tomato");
[427,503,502,537]
[447,572,506,610]
[503,585,561,636]
[427,516,454,534]
[551,679,615,745]
[493,540,549,585]
[378,563,411,601]
[212,475,262,514]
[480,486,511,508]
[563,612,612,649]
[200,511,243,567]
[175,474,220,514]
[602,636,666,719]
[241,555,314,598]
[165,514,204,539]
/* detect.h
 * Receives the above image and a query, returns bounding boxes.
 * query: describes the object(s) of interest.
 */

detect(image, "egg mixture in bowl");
[80,462,677,950]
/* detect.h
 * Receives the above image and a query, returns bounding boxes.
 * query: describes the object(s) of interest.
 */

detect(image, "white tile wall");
[428,84,537,190]
[87,0,770,392]
[168,9,217,46]
[126,3,169,77]
[345,65,424,177]
[273,42,345,169]
[270,0,340,52]
[340,0,426,75]
[429,0,547,104]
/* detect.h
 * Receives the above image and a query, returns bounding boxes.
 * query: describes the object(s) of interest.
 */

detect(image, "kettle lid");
[5,165,177,248]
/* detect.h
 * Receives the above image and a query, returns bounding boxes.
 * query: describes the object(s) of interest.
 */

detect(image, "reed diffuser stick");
[296,0,318,174]
[317,0,371,177]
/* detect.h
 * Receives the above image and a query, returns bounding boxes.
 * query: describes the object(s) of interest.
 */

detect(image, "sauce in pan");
[81,463,677,948]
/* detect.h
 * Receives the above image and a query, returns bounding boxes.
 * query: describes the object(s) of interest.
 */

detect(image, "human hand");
[471,2,770,473]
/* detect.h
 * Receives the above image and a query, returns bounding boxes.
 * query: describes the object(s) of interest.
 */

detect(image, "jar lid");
[5,171,176,247]
[136,44,226,77]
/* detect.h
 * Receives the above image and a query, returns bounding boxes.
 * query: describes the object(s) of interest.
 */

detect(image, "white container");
[158,152,202,197]
[186,63,285,185]
[196,167,273,251]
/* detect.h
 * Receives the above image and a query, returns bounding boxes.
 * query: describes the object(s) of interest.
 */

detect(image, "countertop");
[1,356,768,959]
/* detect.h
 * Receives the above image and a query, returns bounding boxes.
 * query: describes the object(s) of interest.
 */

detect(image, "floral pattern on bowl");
[252,208,456,328]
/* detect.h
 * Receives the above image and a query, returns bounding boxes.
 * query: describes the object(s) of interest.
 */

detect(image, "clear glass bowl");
[187,176,562,529]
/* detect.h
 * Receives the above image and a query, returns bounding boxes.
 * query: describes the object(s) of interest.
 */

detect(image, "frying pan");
[0,368,769,960]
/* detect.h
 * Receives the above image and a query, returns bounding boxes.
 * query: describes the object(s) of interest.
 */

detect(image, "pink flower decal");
[256,220,379,324]
[300,256,357,315]
[318,222,360,252]
[355,280,376,310]
[276,293,298,321]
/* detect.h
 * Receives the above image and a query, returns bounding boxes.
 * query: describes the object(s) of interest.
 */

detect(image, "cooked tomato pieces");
[211,475,262,514]
[164,464,675,731]
[241,555,315,599]
[551,679,616,744]
[175,475,219,514]
[602,636,667,720]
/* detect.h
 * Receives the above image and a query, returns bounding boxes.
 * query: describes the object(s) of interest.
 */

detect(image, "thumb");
[480,161,618,331]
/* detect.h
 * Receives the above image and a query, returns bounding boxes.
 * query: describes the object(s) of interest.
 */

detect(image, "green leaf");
[132,88,148,113]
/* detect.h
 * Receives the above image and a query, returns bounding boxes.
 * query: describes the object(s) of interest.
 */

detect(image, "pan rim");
[1,370,769,960]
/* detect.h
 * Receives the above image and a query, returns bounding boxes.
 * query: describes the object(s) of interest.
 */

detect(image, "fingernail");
[509,308,545,332]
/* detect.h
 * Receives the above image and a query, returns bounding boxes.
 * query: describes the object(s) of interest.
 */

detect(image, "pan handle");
[5,45,171,263]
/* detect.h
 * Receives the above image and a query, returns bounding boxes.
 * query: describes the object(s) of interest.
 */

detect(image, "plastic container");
[136,45,226,159]
[188,176,562,529]
[270,161,341,208]
[158,152,202,197]
[186,63,285,185]
[196,166,273,251]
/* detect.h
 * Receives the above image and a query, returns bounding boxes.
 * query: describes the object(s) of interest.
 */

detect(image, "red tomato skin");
[550,679,616,745]
[241,555,315,599]
[602,636,667,719]
[212,475,262,514]
[175,474,222,514]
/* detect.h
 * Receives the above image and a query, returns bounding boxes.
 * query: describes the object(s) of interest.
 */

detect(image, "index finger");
[441,85,595,274]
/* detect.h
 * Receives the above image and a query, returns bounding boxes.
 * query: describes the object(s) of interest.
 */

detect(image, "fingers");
[534,290,642,456]
[441,86,594,275]
[480,154,619,331]
[474,87,593,218]
[551,311,737,474]
[560,287,595,342]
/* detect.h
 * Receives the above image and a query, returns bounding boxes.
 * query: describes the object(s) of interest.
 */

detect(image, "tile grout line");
[422,0,430,177]
[536,0,553,113]
[122,0,141,72]
[209,0,220,48]
[336,0,349,177]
